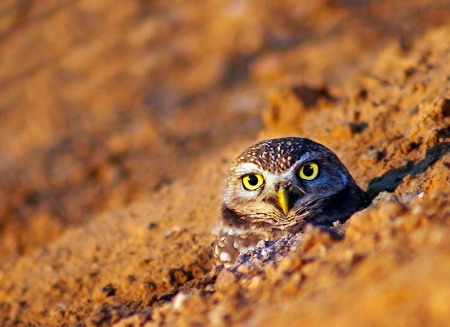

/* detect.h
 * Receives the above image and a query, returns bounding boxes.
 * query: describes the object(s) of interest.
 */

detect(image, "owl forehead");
[232,138,325,174]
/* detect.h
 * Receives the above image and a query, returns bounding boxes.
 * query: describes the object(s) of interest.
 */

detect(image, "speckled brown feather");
[231,138,332,174]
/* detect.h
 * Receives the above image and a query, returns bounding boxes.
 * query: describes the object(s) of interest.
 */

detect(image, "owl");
[214,137,369,266]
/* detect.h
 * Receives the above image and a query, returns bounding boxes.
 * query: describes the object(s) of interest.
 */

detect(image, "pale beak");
[278,186,290,215]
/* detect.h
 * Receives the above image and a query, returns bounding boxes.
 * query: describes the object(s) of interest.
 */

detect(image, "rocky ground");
[1,0,450,326]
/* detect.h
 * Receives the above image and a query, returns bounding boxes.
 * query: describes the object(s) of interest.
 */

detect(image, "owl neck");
[308,184,369,225]
[220,205,290,239]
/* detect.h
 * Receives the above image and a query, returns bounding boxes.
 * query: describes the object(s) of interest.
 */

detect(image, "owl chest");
[213,227,289,267]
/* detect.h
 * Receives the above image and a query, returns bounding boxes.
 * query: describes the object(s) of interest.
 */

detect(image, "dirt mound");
[1,1,450,326]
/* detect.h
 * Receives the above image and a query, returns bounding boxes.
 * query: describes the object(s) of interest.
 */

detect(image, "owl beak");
[278,186,290,215]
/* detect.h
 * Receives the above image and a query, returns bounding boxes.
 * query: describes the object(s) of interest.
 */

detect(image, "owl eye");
[299,161,319,180]
[242,174,264,190]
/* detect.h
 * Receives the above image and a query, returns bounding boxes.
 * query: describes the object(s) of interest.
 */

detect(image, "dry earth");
[1,1,450,326]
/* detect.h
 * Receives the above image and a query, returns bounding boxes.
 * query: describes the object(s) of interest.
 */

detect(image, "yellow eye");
[242,174,264,190]
[299,162,319,180]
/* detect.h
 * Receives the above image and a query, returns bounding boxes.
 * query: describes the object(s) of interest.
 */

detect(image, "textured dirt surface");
[1,1,450,326]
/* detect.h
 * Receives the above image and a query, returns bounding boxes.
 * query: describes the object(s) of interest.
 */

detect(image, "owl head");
[221,137,368,236]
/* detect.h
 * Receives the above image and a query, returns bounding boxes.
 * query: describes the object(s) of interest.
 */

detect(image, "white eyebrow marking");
[234,162,263,175]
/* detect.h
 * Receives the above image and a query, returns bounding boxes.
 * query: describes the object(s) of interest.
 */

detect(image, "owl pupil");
[248,175,258,185]
[303,165,313,176]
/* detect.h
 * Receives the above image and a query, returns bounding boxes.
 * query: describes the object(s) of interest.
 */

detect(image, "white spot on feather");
[220,252,231,262]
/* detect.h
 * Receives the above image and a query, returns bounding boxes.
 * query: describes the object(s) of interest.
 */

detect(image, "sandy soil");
[1,1,450,326]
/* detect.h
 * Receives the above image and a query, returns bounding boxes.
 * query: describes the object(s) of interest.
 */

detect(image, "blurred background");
[1,0,449,265]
